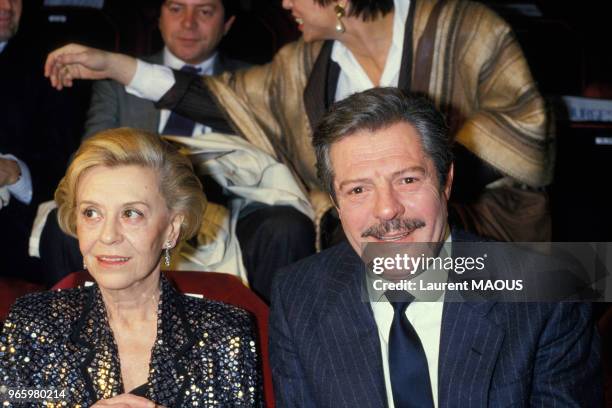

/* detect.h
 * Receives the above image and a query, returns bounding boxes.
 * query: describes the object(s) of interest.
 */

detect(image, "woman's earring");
[335,4,346,33]
[164,241,172,267]
[83,261,87,271]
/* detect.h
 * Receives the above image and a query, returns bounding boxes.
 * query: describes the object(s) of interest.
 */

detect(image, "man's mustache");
[361,218,426,238]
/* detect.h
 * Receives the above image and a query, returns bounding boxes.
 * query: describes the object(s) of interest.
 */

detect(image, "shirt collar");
[163,47,217,75]
[366,230,452,303]
[0,42,7,55]
[331,0,408,68]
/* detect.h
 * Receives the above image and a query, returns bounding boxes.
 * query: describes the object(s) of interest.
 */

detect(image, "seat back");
[0,278,44,322]
[52,270,274,407]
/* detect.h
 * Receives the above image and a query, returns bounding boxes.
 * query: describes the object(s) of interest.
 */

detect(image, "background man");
[269,88,600,407]
[84,0,245,138]
[40,0,315,301]
[1,0,81,282]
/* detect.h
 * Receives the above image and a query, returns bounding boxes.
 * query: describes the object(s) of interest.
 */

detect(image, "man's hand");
[44,43,138,90]
[0,158,20,187]
[91,393,165,407]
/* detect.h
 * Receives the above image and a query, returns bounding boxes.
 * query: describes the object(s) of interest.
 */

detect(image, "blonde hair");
[55,128,206,242]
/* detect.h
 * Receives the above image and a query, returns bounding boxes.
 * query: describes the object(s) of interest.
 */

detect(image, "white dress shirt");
[127,47,218,136]
[368,232,450,408]
[331,0,408,101]
[0,153,33,205]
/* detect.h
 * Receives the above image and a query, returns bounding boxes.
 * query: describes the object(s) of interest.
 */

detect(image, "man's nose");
[181,8,197,29]
[374,186,404,221]
[0,0,13,12]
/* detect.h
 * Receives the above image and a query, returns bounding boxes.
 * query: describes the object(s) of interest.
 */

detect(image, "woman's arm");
[45,44,232,133]
[44,44,137,90]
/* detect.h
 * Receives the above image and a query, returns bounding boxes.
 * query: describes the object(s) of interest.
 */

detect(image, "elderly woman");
[0,128,262,407]
[44,0,551,243]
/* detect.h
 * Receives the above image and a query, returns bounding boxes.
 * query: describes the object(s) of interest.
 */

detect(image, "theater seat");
[52,270,275,407]
[0,278,44,322]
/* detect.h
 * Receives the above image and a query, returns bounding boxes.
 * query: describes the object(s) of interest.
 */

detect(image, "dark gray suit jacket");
[83,51,248,139]
[269,231,602,407]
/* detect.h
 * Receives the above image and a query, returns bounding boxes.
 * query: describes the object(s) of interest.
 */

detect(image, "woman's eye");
[350,186,364,195]
[401,177,416,184]
[123,209,143,219]
[82,208,98,218]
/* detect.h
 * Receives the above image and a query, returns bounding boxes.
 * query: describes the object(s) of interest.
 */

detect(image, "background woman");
[0,128,262,407]
[44,0,552,243]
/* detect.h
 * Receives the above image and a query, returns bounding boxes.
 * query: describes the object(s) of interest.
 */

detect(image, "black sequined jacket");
[0,276,263,407]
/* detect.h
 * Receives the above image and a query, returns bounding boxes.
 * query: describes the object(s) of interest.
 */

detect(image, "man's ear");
[443,163,454,201]
[223,15,236,36]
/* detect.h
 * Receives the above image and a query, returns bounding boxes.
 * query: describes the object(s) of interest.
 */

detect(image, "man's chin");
[0,26,17,42]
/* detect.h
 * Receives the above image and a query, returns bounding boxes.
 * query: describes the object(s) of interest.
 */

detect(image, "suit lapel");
[135,100,161,133]
[437,230,504,407]
[316,244,387,407]
[212,53,227,75]
[438,301,503,407]
[70,285,124,402]
[70,278,197,405]
[141,51,165,132]
[148,277,196,406]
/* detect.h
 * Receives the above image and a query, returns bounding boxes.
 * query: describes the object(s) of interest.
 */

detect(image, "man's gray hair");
[312,87,453,202]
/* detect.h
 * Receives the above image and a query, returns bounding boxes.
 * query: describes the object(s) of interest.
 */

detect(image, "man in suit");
[269,88,601,407]
[83,0,246,139]
[1,0,81,282]
[41,0,315,300]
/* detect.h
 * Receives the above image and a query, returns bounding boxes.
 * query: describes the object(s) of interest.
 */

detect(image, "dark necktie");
[162,65,200,136]
[386,290,434,408]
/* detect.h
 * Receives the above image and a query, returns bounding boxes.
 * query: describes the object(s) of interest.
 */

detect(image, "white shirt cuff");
[125,59,175,102]
[1,154,32,204]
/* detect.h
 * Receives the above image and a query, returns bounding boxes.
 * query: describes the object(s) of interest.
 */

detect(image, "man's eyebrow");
[338,178,371,190]
[392,166,427,178]
[337,166,428,190]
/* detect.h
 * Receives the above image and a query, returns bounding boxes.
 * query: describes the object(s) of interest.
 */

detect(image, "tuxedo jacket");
[0,276,263,407]
[83,51,249,139]
[0,34,83,277]
[269,231,602,407]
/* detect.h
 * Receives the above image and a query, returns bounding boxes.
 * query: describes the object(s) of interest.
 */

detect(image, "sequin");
[0,276,263,406]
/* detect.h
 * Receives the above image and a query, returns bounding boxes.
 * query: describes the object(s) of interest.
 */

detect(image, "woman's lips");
[294,16,304,30]
[96,256,131,266]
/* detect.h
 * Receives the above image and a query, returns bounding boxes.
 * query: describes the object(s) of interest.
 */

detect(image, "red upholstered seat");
[0,278,44,322]
[52,270,274,407]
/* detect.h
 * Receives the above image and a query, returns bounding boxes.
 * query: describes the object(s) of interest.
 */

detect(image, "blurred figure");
[40,0,316,301]
[0,128,262,406]
[85,0,246,139]
[45,0,553,244]
[0,0,81,282]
